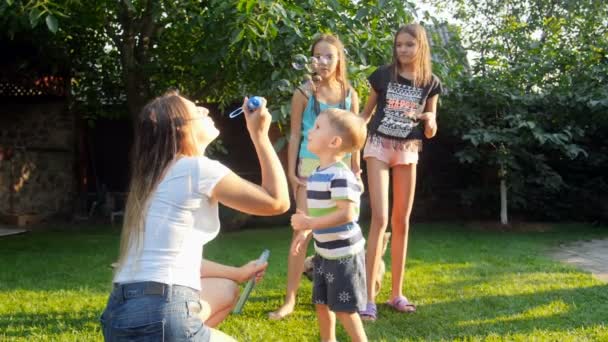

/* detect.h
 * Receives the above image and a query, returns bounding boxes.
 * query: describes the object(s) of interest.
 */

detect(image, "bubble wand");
[232,249,271,314]
[227,96,263,119]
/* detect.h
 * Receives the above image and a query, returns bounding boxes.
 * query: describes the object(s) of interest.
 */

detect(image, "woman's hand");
[237,260,268,284]
[242,97,271,140]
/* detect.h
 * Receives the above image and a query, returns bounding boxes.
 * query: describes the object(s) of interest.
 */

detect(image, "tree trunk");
[500,178,508,225]
[124,66,150,118]
[106,0,158,118]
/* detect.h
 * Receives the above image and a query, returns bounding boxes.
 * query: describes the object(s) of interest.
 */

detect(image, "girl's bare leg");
[364,157,391,303]
[269,184,310,319]
[390,164,416,299]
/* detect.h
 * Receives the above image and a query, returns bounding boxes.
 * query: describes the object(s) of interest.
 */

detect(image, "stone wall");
[0,101,75,218]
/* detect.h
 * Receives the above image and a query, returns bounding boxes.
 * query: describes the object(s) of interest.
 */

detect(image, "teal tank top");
[298,89,353,159]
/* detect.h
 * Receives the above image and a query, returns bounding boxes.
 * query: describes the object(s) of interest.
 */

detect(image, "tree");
[3,0,456,124]
[425,0,607,223]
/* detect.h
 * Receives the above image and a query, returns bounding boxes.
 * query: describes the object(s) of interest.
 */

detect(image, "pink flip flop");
[386,296,416,313]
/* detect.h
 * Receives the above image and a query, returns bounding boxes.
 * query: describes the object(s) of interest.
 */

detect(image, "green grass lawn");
[0,222,607,341]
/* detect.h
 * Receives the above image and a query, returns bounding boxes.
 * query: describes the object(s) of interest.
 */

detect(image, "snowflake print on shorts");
[338,291,351,303]
[314,299,326,305]
[325,272,335,283]
[338,257,350,265]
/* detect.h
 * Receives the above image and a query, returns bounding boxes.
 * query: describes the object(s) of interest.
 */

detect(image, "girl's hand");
[418,111,438,138]
[288,172,306,196]
[291,231,310,255]
[417,111,436,123]
[291,209,311,231]
[237,260,268,284]
[354,170,365,194]
[242,97,271,140]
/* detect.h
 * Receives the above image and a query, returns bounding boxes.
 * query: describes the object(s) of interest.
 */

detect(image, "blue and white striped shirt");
[308,161,364,259]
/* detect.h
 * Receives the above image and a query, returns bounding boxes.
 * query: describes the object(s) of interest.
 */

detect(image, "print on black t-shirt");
[368,65,443,141]
[377,81,424,138]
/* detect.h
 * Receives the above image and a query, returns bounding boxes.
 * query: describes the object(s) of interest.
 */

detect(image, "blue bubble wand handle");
[232,249,270,314]
[228,96,263,119]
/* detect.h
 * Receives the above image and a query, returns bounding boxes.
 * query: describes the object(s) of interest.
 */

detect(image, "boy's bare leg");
[336,311,368,342]
[316,304,337,342]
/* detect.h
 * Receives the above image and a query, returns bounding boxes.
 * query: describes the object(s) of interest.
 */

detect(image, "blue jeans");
[100,282,211,341]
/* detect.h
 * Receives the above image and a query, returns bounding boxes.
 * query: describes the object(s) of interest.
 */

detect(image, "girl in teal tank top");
[270,33,362,321]
[295,84,355,177]
[298,86,353,159]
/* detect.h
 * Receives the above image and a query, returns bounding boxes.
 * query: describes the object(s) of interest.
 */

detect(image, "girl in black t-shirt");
[359,23,442,321]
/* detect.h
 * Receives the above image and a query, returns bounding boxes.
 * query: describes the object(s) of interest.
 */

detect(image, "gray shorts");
[312,251,367,313]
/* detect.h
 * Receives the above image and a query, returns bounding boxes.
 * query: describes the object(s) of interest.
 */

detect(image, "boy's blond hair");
[320,108,367,153]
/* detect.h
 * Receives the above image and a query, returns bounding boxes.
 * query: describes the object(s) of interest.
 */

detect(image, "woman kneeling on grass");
[197,258,265,328]
[100,91,289,341]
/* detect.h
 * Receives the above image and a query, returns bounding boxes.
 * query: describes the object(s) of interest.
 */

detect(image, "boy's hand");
[291,209,311,230]
[290,230,310,255]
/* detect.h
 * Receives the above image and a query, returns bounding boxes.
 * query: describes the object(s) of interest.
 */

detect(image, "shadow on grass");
[367,284,608,340]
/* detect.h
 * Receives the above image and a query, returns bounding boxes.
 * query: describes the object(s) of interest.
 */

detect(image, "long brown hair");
[310,33,349,95]
[391,24,433,87]
[116,91,200,270]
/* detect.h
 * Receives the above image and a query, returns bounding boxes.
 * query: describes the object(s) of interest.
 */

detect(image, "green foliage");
[6,0,606,221]
[2,0,427,124]
[148,0,419,125]
[449,76,588,208]
[0,0,74,35]
[426,0,608,220]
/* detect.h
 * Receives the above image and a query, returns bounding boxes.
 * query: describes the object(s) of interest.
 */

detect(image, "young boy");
[291,108,368,342]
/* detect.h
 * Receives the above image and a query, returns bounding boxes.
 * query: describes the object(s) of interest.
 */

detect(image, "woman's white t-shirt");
[114,156,230,290]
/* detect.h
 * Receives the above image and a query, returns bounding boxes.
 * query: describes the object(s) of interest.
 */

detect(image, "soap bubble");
[291,54,309,71]
[276,79,291,93]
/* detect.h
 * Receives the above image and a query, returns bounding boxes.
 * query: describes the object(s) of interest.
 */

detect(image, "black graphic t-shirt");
[368,65,442,140]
